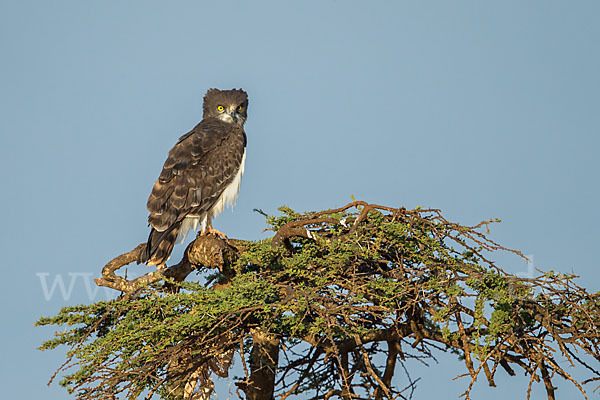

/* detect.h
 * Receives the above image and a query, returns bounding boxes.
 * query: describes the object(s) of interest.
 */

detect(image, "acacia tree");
[38,201,600,400]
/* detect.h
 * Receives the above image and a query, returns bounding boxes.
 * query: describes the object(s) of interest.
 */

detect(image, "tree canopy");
[37,201,600,400]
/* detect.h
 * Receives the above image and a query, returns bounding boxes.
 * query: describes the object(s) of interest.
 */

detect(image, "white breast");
[209,149,246,221]
[176,149,246,243]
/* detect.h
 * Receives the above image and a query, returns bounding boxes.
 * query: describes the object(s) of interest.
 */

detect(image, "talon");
[201,227,228,239]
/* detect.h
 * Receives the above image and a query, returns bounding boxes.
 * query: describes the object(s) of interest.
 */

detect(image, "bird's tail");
[137,222,182,266]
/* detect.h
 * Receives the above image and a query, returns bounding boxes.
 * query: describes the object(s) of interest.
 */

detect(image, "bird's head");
[202,88,248,127]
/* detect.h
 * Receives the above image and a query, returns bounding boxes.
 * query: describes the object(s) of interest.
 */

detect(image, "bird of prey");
[138,88,248,266]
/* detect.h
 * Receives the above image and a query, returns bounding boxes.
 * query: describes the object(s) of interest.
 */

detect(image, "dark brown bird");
[138,88,248,266]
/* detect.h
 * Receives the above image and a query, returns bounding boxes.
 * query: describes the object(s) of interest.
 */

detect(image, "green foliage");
[37,202,600,400]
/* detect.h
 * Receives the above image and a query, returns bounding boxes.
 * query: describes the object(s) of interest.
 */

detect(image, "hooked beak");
[228,110,240,124]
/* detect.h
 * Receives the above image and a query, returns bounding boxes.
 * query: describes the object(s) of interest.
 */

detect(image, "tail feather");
[137,221,182,266]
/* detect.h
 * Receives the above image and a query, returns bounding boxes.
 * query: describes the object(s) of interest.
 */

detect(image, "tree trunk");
[245,329,280,400]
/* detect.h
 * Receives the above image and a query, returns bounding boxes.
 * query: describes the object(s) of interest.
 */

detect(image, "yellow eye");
[217,105,224,112]
[237,105,243,111]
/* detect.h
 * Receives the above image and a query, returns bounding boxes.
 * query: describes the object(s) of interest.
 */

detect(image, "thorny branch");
[40,202,600,400]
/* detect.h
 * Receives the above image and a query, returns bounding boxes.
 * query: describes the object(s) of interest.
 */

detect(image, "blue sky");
[1,1,599,399]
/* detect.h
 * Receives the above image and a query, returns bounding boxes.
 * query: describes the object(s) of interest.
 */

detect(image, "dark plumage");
[138,88,248,266]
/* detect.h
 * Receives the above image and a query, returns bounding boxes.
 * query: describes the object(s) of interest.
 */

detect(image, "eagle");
[138,88,248,266]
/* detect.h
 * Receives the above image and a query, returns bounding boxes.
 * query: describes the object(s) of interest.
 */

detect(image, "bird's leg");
[200,215,228,239]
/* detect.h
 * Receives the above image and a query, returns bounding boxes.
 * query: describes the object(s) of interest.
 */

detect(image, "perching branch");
[94,234,242,293]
